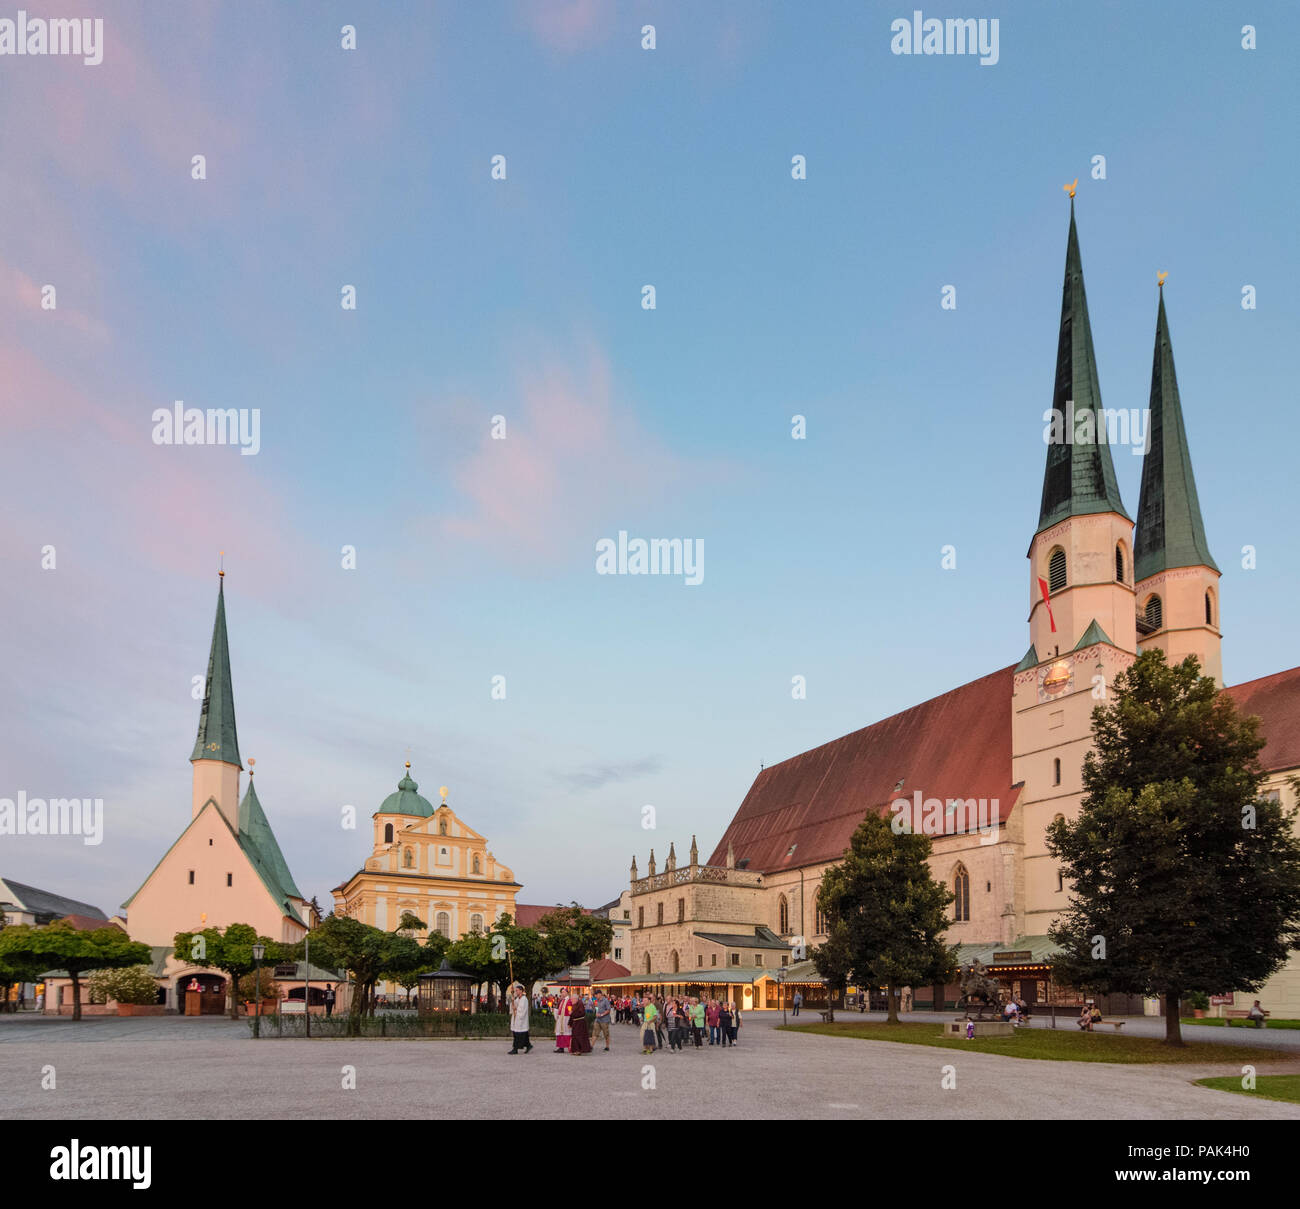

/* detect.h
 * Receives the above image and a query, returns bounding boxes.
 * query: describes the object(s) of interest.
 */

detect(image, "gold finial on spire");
[1157,270,1168,288]
[248,757,255,777]
[1063,177,1077,199]
[218,550,225,578]
[439,786,448,803]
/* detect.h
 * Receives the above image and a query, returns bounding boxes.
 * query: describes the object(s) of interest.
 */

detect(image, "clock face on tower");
[1038,660,1073,703]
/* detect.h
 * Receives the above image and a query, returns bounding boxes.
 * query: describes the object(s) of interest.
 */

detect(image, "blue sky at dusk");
[2,1,1297,918]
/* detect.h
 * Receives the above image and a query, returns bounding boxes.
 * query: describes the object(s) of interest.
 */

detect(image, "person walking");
[730,1001,741,1046]
[640,996,659,1055]
[324,985,336,1018]
[508,986,533,1054]
[792,990,803,1017]
[554,991,572,1052]
[706,998,721,1045]
[592,991,612,1051]
[718,1000,733,1048]
[653,995,665,1050]
[689,997,706,1048]
[569,991,592,1055]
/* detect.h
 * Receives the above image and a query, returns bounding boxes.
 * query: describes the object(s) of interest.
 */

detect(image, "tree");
[0,922,152,1021]
[536,904,614,968]
[446,933,500,1010]
[817,811,957,1023]
[488,914,560,1002]
[172,923,285,1020]
[1048,650,1300,1046]
[809,919,853,1022]
[376,933,424,1011]
[305,915,394,1035]
[0,909,48,1013]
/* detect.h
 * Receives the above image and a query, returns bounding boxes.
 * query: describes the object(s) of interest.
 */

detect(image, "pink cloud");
[521,0,608,51]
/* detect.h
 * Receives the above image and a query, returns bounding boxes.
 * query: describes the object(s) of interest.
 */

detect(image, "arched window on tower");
[778,894,790,935]
[1115,543,1125,583]
[1205,590,1214,627]
[671,950,680,973]
[1048,547,1067,593]
[384,823,393,844]
[1145,594,1163,631]
[656,902,664,926]
[814,905,828,935]
[953,864,970,922]
[1053,758,1061,786]
[644,953,652,975]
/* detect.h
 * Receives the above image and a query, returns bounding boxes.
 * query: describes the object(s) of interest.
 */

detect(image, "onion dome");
[379,762,435,818]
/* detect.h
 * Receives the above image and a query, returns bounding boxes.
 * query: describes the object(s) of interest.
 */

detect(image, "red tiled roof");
[1226,665,1300,773]
[512,903,593,929]
[709,666,1020,874]
[588,958,631,981]
[61,914,123,932]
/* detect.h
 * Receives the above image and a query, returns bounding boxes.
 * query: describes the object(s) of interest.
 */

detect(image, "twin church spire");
[190,573,241,770]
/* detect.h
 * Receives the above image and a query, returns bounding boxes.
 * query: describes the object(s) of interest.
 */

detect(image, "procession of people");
[506,986,745,1056]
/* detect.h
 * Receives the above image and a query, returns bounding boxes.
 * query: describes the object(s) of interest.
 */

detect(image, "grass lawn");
[781,1020,1284,1065]
[1195,1075,1300,1104]
[1181,1018,1300,1030]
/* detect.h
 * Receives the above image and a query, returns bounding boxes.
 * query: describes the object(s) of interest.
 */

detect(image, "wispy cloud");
[551,755,663,791]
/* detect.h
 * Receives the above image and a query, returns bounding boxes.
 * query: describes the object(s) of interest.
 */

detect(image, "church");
[119,573,318,1011]
[607,200,1300,1017]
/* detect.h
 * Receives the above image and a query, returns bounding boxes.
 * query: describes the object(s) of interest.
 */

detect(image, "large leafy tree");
[536,904,614,969]
[817,811,957,1023]
[809,919,853,1021]
[0,922,152,1021]
[446,933,502,1010]
[1048,650,1300,1046]
[489,913,561,1001]
[304,915,411,1033]
[172,923,286,1020]
[0,908,46,1012]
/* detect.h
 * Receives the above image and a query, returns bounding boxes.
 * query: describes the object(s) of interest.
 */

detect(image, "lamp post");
[777,967,787,1026]
[304,934,311,1039]
[252,943,265,1039]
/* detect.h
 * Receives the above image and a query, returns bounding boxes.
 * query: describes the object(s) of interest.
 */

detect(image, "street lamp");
[252,943,265,1039]
[777,967,787,1026]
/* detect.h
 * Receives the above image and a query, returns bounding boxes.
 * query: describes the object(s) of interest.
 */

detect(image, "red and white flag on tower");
[1037,576,1057,633]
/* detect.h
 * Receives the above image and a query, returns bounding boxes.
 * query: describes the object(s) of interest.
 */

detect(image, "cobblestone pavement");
[2,1012,1297,1120]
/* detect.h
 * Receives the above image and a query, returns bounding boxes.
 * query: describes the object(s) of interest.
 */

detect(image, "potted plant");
[238,969,282,1015]
[88,965,164,1015]
[1184,991,1210,1018]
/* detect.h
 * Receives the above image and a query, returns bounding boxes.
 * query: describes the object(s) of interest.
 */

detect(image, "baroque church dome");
[379,765,435,818]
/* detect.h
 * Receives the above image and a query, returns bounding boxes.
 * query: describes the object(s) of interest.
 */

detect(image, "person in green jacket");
[689,998,706,1048]
[641,996,659,1053]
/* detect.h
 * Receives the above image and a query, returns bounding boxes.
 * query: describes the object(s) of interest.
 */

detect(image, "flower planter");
[116,1004,166,1016]
[1192,1009,1206,1018]
[242,1000,280,1016]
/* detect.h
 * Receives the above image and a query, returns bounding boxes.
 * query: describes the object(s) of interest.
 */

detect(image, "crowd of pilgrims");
[538,990,743,1055]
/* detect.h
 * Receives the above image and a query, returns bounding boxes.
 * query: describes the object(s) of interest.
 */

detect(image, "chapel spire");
[1133,286,1219,580]
[1037,198,1130,533]
[190,573,242,769]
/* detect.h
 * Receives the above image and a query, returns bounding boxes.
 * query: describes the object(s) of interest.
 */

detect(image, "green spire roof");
[190,577,241,768]
[379,767,435,818]
[1073,619,1113,650]
[1133,289,1218,581]
[1014,644,1039,672]
[1037,201,1130,534]
[239,776,303,902]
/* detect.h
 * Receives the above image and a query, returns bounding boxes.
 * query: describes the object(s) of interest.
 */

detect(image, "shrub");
[88,965,160,1005]
[1182,991,1211,1011]
[238,969,282,1002]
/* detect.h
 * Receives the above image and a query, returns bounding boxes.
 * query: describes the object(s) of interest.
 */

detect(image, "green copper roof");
[1014,644,1039,672]
[1133,290,1219,581]
[379,768,435,818]
[1037,202,1130,534]
[1073,619,1113,650]
[190,577,241,768]
[239,777,304,902]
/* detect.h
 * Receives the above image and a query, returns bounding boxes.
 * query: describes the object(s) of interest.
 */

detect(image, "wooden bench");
[1226,1009,1269,1025]
[819,1010,834,1023]
[1108,1021,1125,1031]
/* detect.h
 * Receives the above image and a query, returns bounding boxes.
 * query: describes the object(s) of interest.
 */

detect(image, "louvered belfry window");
[1115,544,1125,583]
[1146,595,1163,631]
[1048,547,1067,593]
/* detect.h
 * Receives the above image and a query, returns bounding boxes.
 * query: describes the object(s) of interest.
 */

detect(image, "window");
[697,954,704,967]
[656,902,664,925]
[730,953,740,966]
[437,847,450,866]
[384,823,393,843]
[781,955,789,966]
[1264,789,1282,805]
[1145,595,1163,631]
[953,864,970,922]
[435,912,450,938]
[1057,870,1064,892]
[188,870,195,885]
[470,913,483,933]
[1048,547,1067,593]
[226,873,232,887]
[778,894,789,934]
[1053,758,1061,786]
[755,955,763,967]
[677,897,684,923]
[644,954,652,975]
[814,905,828,934]
[1115,543,1125,583]
[472,854,481,873]
[208,838,213,846]
[614,948,623,961]
[711,954,717,967]
[1205,590,1214,626]
[403,848,414,868]
[638,906,644,929]
[623,910,630,919]
[671,950,680,973]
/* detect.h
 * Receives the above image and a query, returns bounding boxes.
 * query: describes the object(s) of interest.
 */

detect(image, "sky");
[2,1,1297,922]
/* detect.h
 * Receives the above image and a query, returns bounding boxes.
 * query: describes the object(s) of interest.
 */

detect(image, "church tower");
[1132,285,1222,684]
[1013,197,1137,936]
[190,573,242,830]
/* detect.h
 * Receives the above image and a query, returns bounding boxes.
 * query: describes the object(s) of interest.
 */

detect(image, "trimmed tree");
[488,914,561,1002]
[1048,650,1300,1046]
[809,920,853,1022]
[172,923,285,1020]
[818,811,957,1023]
[0,922,152,1021]
[536,904,615,970]
[305,915,393,1034]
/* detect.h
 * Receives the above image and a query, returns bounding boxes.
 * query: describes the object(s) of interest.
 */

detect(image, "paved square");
[3,1013,1297,1120]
